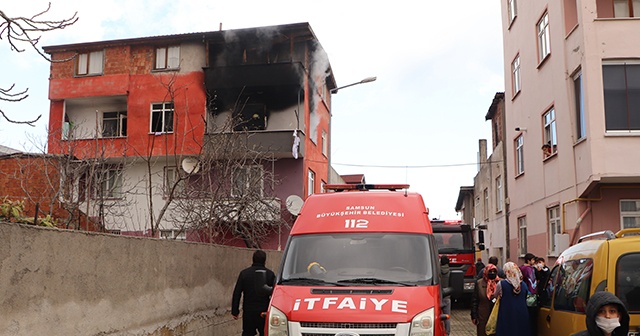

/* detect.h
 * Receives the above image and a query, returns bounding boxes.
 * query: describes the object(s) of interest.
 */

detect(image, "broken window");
[233,103,267,131]
[102,111,127,137]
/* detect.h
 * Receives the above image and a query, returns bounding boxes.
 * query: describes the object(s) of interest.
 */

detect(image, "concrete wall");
[0,221,282,335]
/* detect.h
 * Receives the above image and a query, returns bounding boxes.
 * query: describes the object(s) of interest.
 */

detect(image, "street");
[450,302,475,336]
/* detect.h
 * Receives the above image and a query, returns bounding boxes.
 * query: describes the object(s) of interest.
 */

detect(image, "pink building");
[499,0,640,262]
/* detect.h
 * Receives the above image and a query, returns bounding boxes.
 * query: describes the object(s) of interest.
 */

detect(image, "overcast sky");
[0,0,504,220]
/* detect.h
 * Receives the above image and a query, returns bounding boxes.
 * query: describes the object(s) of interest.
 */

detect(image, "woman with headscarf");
[571,291,630,336]
[491,261,531,336]
[471,264,501,336]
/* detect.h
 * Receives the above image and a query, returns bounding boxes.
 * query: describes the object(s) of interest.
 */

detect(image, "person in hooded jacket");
[232,250,276,336]
[471,264,501,336]
[571,291,630,336]
[440,255,452,336]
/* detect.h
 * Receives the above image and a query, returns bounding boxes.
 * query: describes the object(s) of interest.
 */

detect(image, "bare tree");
[139,76,287,247]
[0,3,78,125]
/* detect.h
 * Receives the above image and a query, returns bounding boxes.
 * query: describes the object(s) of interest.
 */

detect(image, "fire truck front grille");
[301,322,397,329]
[297,322,399,336]
[302,334,394,336]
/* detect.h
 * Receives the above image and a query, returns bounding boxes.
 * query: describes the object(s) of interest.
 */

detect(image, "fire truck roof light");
[324,184,410,192]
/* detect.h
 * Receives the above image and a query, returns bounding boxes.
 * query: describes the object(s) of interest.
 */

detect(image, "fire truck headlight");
[267,306,288,336]
[410,307,434,336]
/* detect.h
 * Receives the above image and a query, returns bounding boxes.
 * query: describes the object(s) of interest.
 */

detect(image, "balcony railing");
[203,130,305,159]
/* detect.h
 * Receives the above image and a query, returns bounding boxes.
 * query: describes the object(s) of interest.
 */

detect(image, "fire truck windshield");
[434,232,474,254]
[280,233,435,286]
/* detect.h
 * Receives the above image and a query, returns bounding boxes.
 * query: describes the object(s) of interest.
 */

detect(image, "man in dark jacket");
[440,255,452,336]
[476,256,506,279]
[232,250,276,336]
[571,291,630,336]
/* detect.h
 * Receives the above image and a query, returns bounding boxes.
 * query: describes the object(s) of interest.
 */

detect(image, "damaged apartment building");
[41,22,337,249]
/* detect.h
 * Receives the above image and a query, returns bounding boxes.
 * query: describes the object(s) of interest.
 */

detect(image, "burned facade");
[42,22,336,248]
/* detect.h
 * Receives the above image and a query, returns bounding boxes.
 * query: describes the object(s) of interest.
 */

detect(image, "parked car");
[537,228,640,336]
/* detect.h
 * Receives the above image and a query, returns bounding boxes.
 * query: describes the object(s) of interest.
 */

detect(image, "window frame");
[543,107,558,158]
[231,165,264,198]
[548,205,561,254]
[508,0,518,24]
[321,130,328,157]
[515,134,525,176]
[102,111,127,138]
[614,0,640,17]
[483,188,489,220]
[93,167,123,200]
[573,71,586,140]
[537,12,551,63]
[620,199,640,229]
[160,229,186,240]
[512,54,521,96]
[154,46,181,70]
[602,61,640,132]
[76,50,104,76]
[496,176,503,212]
[518,216,527,256]
[150,102,175,133]
[308,169,315,196]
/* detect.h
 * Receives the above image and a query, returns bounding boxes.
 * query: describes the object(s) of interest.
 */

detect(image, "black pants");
[528,306,538,335]
[242,310,266,336]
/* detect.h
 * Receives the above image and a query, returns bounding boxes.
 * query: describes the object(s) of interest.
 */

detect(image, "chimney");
[479,139,488,164]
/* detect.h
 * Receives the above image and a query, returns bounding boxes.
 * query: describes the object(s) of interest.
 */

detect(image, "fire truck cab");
[432,219,481,303]
[266,184,447,336]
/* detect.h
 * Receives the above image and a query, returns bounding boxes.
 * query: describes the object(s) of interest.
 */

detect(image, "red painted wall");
[47,47,206,159]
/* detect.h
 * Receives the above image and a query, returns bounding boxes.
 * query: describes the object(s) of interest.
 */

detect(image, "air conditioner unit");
[553,233,570,255]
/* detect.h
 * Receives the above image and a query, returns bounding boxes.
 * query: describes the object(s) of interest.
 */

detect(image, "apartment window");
[548,206,561,254]
[160,229,186,240]
[614,0,640,17]
[508,0,518,24]
[543,107,557,158]
[76,50,104,76]
[574,72,586,140]
[515,135,524,175]
[232,166,264,197]
[308,169,315,196]
[512,55,521,95]
[321,130,328,157]
[518,216,527,256]
[621,200,640,228]
[164,167,183,197]
[151,102,174,133]
[483,188,489,220]
[321,180,326,193]
[155,46,180,70]
[96,168,123,199]
[496,176,503,212]
[602,62,640,131]
[102,111,127,137]
[537,12,551,62]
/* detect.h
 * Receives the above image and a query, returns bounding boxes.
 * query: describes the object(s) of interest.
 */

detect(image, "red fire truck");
[432,219,483,303]
[265,184,448,336]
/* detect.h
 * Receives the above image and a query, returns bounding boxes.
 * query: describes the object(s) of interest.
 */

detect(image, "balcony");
[203,130,305,159]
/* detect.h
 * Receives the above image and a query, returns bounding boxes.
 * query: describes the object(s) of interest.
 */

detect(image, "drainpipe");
[570,202,592,245]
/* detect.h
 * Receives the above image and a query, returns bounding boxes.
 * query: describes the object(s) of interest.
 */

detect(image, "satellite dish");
[181,157,200,174]
[286,195,304,216]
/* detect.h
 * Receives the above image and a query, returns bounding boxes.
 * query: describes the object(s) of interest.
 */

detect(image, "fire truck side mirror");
[478,230,485,251]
